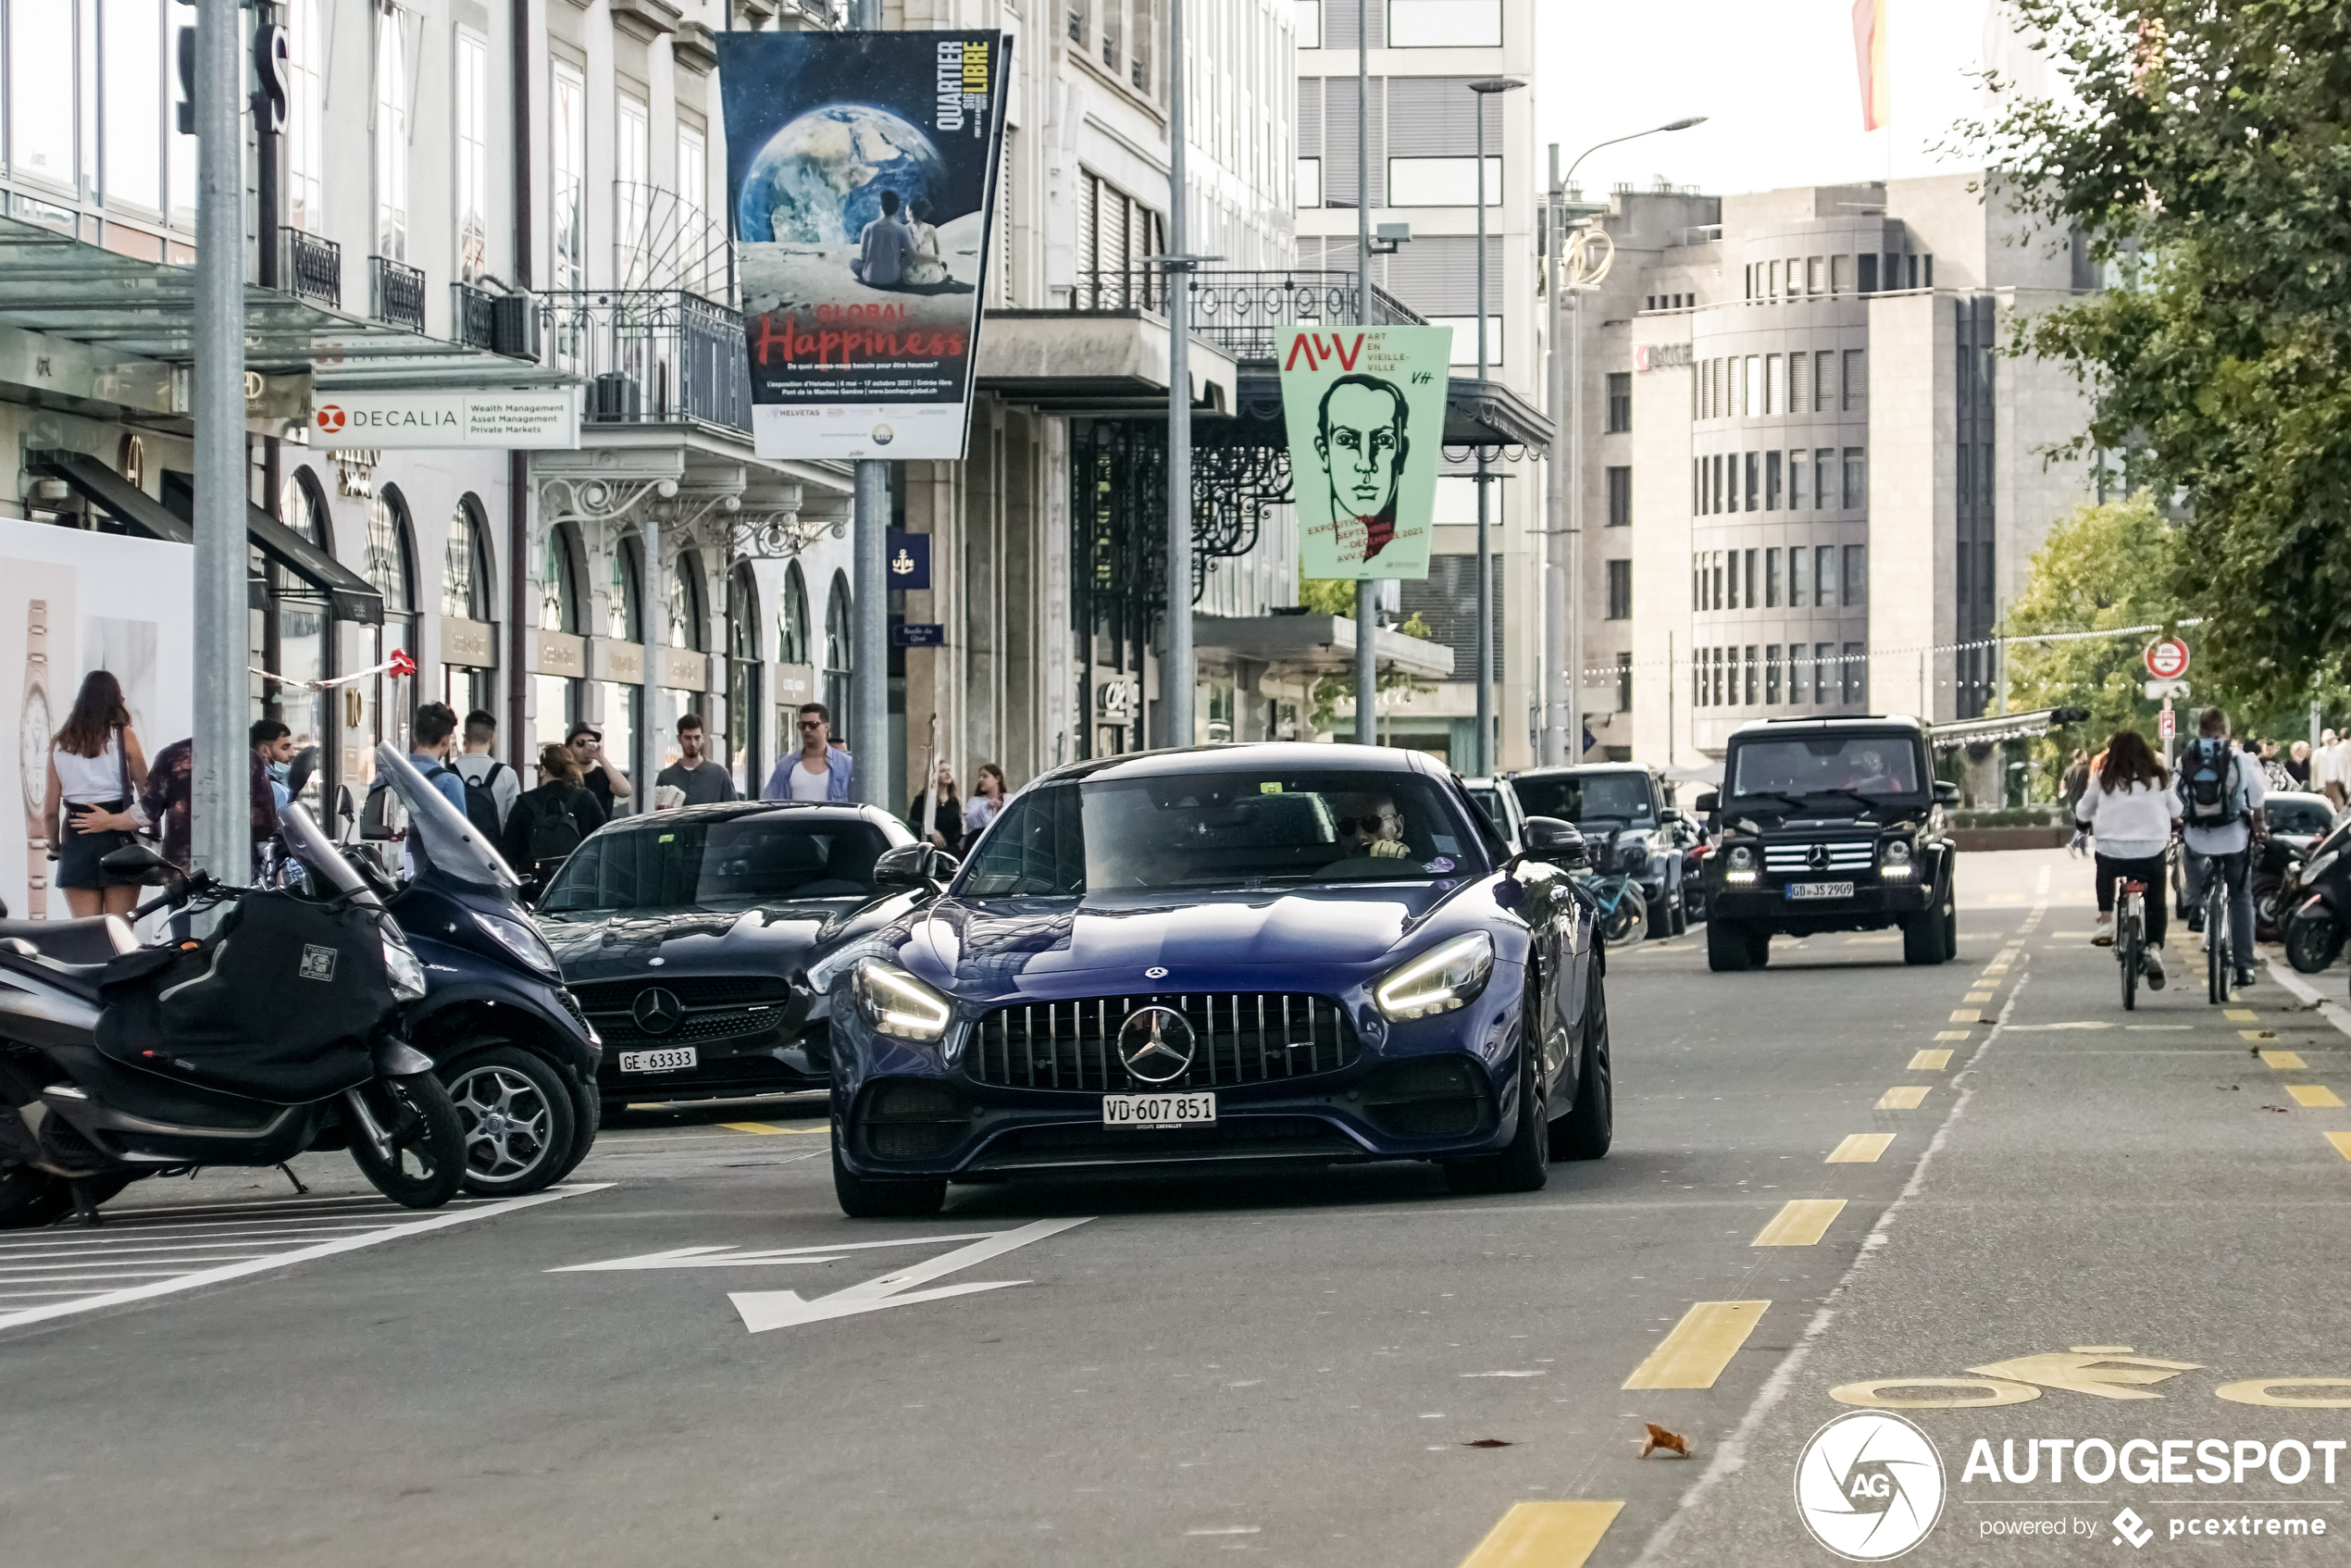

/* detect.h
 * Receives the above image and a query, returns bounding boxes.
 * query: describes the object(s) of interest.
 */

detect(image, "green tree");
[1961,2,2351,706]
[2006,493,2175,785]
[1295,577,1436,735]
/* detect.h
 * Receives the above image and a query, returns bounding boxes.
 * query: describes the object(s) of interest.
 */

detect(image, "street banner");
[716,31,1013,463]
[1277,325,1452,580]
[308,389,579,449]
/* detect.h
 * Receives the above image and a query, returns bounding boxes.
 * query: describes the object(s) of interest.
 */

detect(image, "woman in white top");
[903,199,949,287]
[42,669,150,919]
[962,763,1009,846]
[2074,728,2181,979]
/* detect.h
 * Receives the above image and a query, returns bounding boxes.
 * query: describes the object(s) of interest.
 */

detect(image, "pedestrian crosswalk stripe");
[1622,1300,1771,1389]
[2287,1085,2344,1108]
[1876,1087,1930,1110]
[2226,1009,2259,1022]
[2327,1132,2351,1162]
[1909,1050,1953,1070]
[1826,1133,1895,1163]
[1752,1199,1845,1247]
[2261,1050,2307,1069]
[1949,1009,1982,1024]
[1934,1030,1970,1041]
[1454,1501,1623,1568]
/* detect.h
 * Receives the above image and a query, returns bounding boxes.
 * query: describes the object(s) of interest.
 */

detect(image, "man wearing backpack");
[2176,707,2267,989]
[452,709,518,840]
[501,741,607,890]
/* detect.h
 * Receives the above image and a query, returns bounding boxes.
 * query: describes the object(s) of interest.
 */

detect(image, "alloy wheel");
[448,1064,557,1183]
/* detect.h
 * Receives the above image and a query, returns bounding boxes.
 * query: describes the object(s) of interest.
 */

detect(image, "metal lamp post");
[1543,117,1707,767]
[1465,78,1524,779]
[191,0,247,901]
[1352,0,1377,746]
[847,0,889,803]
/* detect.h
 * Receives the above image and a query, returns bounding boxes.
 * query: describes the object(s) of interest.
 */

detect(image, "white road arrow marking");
[547,1234,1001,1273]
[728,1216,1093,1333]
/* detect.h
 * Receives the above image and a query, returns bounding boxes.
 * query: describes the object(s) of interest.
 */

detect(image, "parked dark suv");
[1511,765,1692,939]
[1697,716,1959,971]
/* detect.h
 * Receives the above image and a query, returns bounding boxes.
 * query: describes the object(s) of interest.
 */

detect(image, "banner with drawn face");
[717,31,1013,462]
[1277,326,1452,581]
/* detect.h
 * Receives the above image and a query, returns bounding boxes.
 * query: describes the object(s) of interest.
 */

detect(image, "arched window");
[823,571,852,743]
[669,551,705,651]
[777,561,811,666]
[368,484,420,750]
[540,525,582,633]
[608,535,643,642]
[264,468,335,812]
[727,565,763,795]
[442,495,494,714]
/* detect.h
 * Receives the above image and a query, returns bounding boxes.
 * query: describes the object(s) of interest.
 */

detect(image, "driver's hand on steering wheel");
[1366,840,1409,860]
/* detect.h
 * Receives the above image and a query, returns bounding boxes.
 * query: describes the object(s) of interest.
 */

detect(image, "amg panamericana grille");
[965,993,1359,1091]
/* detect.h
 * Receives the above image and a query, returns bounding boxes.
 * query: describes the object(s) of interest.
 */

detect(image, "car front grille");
[573,975,795,1048]
[1762,840,1875,875]
[964,993,1359,1092]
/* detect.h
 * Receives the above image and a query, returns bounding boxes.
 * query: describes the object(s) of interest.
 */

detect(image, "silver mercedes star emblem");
[1808,843,1832,871]
[632,986,684,1037]
[1117,1005,1197,1085]
[1144,965,1169,979]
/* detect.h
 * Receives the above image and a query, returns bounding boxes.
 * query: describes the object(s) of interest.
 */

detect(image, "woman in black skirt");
[42,669,150,919]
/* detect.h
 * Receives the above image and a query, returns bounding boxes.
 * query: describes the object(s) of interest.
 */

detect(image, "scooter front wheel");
[343,1073,466,1209]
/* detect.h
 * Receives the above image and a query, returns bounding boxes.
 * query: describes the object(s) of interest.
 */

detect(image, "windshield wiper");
[1731,791,1810,815]
[1800,789,1885,815]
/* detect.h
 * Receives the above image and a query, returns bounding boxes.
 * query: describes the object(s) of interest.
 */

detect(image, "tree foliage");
[1295,577,1436,735]
[1960,1,2351,705]
[2006,493,2176,781]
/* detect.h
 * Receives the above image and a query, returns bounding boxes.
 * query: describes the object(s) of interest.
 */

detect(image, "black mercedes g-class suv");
[1696,716,1960,972]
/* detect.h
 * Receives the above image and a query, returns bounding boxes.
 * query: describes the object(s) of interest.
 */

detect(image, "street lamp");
[1543,114,1709,768]
[1466,77,1524,779]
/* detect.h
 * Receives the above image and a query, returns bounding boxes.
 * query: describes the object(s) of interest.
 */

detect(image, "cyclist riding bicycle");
[2076,728,2180,988]
[2176,707,2267,991]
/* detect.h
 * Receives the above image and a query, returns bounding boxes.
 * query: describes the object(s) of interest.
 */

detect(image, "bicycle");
[2203,855,2233,1005]
[2116,877,2147,1011]
[1574,869,1648,949]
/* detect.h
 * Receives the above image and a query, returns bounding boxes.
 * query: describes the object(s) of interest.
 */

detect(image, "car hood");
[539,898,894,985]
[899,883,1468,995]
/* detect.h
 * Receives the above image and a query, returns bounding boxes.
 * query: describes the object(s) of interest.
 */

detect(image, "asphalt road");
[4,848,2346,1567]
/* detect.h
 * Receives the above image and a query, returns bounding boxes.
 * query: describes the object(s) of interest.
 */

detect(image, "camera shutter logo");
[1793,1410,1945,1561]
[297,944,338,982]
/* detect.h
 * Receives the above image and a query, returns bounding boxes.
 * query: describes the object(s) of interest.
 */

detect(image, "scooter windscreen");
[374,743,522,894]
[279,802,377,906]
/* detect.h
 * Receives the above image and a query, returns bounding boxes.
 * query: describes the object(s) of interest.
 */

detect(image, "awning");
[29,450,193,543]
[1192,613,1455,680]
[156,487,385,626]
[1930,706,2092,749]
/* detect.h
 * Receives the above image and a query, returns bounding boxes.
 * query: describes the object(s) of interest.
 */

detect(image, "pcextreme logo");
[1796,1410,1947,1561]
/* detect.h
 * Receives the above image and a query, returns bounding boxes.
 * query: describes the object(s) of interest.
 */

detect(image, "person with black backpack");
[452,709,518,840]
[502,741,607,890]
[2176,707,2268,989]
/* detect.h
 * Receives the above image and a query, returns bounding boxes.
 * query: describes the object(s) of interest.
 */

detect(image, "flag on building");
[1851,0,1890,131]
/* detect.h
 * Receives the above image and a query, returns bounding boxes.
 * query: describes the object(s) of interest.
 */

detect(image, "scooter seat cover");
[95,890,395,1104]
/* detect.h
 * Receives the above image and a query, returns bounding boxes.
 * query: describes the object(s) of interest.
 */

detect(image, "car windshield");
[1511,772,1655,826]
[539,817,894,913]
[374,742,519,892]
[955,770,1486,896]
[2268,797,2335,836]
[1730,736,1923,800]
[1463,785,1506,833]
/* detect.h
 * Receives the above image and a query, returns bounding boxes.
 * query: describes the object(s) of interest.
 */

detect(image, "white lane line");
[0,1184,611,1334]
[2265,962,2351,1039]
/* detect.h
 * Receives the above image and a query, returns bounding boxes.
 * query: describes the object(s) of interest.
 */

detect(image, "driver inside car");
[1333,791,1412,860]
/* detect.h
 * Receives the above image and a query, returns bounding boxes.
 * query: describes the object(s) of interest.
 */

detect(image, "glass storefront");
[440,495,496,716]
[726,566,761,796]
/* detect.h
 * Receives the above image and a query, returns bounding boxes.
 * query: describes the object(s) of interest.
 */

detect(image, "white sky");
[1528,0,2005,203]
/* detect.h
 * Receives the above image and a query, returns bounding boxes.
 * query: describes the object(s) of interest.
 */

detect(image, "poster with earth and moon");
[716,31,1012,463]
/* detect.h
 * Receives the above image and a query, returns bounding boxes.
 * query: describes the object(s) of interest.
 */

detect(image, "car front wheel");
[1447,1039,1549,1195]
[1708,915,1754,972]
[833,1139,947,1218]
[442,1042,578,1198]
[1549,972,1611,1161]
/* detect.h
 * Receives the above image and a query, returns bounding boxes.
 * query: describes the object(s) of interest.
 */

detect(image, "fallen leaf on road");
[1460,1438,1513,1450]
[1639,1423,1691,1459]
[2263,1105,2290,1114]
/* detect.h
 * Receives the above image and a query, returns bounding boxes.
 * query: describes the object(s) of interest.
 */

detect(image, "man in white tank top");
[762,703,854,803]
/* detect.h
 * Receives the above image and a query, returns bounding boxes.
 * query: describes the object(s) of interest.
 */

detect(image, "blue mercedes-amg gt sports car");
[815,742,1613,1216]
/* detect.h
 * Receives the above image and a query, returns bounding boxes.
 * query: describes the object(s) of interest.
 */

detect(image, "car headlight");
[1726,845,1755,871]
[382,935,429,1002]
[1883,840,1913,864]
[852,959,954,1041]
[473,910,560,977]
[1374,931,1495,1022]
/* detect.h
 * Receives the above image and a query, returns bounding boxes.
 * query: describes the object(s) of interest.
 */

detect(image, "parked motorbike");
[0,801,465,1229]
[363,744,603,1197]
[2281,815,2351,975]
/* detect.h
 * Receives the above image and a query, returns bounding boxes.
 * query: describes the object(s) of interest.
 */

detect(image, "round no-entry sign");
[2145,638,2191,680]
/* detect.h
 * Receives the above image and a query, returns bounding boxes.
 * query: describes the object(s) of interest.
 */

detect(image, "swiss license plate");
[1786,881,1856,901]
[1101,1091,1216,1128]
[619,1046,698,1074]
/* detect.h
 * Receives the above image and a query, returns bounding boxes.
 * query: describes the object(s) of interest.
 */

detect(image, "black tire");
[2119,913,2140,1012]
[1902,913,1942,964]
[2208,878,2231,1004]
[832,1139,947,1217]
[1647,889,1673,941]
[1669,890,1688,937]
[1941,866,1959,960]
[343,1073,467,1209]
[441,1043,579,1199]
[2255,875,2287,943]
[1747,927,1772,966]
[2286,912,2340,975]
[1708,916,1754,972]
[0,1166,70,1230]
[554,1072,601,1181]
[1549,973,1612,1161]
[1447,1045,1549,1194]
[1600,889,1647,948]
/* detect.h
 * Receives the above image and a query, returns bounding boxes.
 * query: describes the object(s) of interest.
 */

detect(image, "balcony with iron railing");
[452,281,498,351]
[370,255,427,333]
[1075,268,1424,362]
[539,290,751,432]
[283,229,342,309]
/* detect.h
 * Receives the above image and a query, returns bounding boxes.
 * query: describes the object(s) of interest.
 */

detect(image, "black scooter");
[0,801,466,1228]
[362,746,603,1197]
[2281,815,2351,974]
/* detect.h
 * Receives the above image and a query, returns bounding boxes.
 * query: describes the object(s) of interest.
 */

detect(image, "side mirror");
[285,744,319,803]
[100,840,174,878]
[876,843,956,889]
[1934,780,1962,808]
[1659,808,1684,826]
[1518,815,1587,867]
[334,784,357,842]
[1695,791,1722,815]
